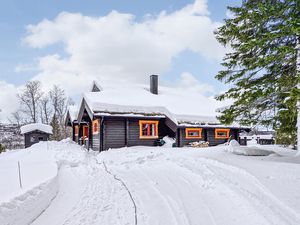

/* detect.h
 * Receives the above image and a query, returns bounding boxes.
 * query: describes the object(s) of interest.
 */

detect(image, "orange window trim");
[185,128,202,139]
[139,120,159,139]
[74,125,79,136]
[215,128,230,139]
[93,119,99,134]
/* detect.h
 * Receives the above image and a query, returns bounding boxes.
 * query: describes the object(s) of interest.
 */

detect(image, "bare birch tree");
[17,81,43,123]
[49,85,71,140]
[40,95,52,124]
[8,111,25,128]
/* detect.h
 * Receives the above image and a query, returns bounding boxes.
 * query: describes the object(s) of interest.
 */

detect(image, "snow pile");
[0,176,58,225]
[97,147,300,225]
[0,140,87,225]
[2,141,300,225]
[228,140,274,156]
[162,136,176,147]
[240,134,274,140]
[20,123,53,134]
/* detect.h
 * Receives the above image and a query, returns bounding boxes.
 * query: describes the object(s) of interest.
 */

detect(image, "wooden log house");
[65,76,250,151]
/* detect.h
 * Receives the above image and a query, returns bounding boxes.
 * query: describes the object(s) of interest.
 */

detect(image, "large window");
[215,129,230,139]
[139,120,159,139]
[93,119,99,134]
[185,128,202,139]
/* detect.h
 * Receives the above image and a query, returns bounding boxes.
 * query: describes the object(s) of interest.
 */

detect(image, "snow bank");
[20,123,53,134]
[0,140,87,225]
[228,140,274,156]
[162,136,176,147]
[0,176,58,225]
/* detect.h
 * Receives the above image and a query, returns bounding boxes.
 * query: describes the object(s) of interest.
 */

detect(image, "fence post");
[18,161,23,189]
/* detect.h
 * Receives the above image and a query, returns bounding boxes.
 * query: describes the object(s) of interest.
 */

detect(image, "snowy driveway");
[28,145,300,225]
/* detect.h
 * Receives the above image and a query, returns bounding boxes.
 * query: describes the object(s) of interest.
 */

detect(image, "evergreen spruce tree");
[50,114,61,141]
[215,0,299,148]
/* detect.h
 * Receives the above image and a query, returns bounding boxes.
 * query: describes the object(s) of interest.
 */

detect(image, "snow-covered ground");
[1,140,300,225]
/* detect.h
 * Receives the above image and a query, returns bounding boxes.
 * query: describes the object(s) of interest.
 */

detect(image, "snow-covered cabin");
[20,123,53,148]
[66,75,250,151]
[240,131,275,145]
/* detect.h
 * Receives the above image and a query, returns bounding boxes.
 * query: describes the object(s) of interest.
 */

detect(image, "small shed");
[20,123,53,148]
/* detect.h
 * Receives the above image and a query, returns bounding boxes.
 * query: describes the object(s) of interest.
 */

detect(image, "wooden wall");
[104,118,126,149]
[24,131,50,148]
[127,118,157,147]
[97,117,174,150]
[177,127,240,147]
[88,116,242,150]
[207,128,238,146]
[177,128,205,147]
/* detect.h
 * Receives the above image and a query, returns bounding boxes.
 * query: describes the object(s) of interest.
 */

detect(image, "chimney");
[150,75,158,95]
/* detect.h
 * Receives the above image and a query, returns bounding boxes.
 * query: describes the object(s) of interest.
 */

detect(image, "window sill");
[139,136,159,139]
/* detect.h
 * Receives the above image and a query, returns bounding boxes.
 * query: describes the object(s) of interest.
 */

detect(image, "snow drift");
[0,140,87,225]
[228,140,274,156]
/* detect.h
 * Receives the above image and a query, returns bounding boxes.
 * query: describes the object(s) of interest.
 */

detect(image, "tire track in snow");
[176,157,300,225]
[105,151,300,225]
[102,161,138,225]
[60,160,133,225]
[32,154,134,225]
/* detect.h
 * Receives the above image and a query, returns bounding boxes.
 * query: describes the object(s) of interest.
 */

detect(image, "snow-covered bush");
[0,144,5,153]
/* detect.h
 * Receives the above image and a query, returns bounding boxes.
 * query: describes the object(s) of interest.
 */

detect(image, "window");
[185,128,202,139]
[215,129,230,139]
[38,137,44,141]
[74,125,79,136]
[139,120,159,139]
[93,119,99,134]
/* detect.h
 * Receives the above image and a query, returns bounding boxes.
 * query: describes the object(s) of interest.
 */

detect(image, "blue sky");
[0,0,242,121]
[0,0,240,86]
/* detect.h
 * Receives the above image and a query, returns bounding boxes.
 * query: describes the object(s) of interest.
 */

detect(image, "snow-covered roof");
[83,83,222,116]
[79,82,247,128]
[240,134,274,140]
[20,123,53,135]
[175,114,218,125]
[67,105,79,122]
[90,80,103,92]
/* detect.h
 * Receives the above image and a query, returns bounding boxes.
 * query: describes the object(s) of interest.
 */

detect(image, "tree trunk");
[297,38,300,156]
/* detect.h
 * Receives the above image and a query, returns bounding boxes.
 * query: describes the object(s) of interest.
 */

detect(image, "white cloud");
[225,9,235,19]
[23,0,225,88]
[2,0,228,122]
[0,81,19,122]
[176,72,214,95]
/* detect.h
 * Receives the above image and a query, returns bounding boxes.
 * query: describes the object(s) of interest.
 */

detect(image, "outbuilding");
[20,123,53,148]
